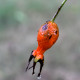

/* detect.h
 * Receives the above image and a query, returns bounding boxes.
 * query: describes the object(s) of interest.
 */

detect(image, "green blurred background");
[0,0,80,80]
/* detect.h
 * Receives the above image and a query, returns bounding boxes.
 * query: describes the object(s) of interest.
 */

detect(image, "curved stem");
[52,0,67,22]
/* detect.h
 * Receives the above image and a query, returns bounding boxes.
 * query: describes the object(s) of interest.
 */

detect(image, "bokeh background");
[0,0,80,80]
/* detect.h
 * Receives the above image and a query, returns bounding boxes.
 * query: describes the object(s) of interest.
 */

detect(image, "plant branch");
[52,0,67,22]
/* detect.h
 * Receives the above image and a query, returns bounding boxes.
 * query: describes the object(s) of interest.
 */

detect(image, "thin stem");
[52,0,67,22]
